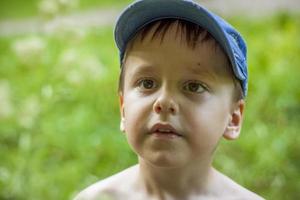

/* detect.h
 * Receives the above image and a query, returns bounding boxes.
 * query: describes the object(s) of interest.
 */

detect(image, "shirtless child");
[75,0,264,199]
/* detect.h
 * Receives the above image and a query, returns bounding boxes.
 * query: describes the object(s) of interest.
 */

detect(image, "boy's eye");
[183,81,206,93]
[137,79,157,90]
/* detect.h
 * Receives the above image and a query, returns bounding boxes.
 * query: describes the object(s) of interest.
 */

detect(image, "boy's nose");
[153,92,178,115]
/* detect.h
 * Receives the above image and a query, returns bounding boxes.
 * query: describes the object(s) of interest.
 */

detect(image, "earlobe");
[120,117,125,132]
[119,94,126,133]
[223,99,245,140]
[223,128,240,140]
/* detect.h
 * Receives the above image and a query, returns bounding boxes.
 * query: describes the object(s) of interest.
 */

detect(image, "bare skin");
[74,165,263,200]
[74,22,264,200]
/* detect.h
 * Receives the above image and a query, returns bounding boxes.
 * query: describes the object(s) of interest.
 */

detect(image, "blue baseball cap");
[114,0,248,96]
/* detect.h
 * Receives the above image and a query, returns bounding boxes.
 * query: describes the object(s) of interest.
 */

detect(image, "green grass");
[0,13,299,200]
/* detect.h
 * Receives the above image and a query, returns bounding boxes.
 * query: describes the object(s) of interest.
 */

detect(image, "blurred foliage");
[0,0,132,20]
[0,2,299,199]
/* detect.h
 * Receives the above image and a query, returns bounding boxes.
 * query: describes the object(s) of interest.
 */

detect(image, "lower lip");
[151,132,181,139]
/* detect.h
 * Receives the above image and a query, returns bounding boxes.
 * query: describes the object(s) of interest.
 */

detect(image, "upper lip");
[150,123,182,137]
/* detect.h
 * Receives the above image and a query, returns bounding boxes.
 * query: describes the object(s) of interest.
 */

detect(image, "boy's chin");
[140,153,191,169]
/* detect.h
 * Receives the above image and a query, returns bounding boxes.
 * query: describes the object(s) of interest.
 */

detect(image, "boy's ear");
[119,94,125,132]
[223,99,245,140]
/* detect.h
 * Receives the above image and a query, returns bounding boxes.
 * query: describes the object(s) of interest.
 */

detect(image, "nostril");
[170,107,175,113]
[156,106,162,112]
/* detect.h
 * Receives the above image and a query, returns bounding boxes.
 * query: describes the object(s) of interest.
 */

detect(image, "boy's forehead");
[125,24,231,78]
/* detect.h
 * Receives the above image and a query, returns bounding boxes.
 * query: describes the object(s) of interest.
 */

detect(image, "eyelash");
[136,78,157,90]
[183,80,208,94]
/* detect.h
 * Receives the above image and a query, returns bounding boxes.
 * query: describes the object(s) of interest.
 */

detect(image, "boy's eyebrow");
[129,63,217,80]
[130,64,157,76]
[186,63,217,80]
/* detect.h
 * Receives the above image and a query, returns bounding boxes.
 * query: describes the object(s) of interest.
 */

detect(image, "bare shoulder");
[214,169,265,200]
[73,165,139,200]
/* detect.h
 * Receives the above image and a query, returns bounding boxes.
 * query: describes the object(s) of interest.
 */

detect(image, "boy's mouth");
[150,123,183,137]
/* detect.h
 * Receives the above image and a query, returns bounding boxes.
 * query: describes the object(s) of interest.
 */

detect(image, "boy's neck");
[137,157,216,199]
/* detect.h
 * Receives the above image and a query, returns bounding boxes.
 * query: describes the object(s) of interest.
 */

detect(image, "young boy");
[75,0,264,199]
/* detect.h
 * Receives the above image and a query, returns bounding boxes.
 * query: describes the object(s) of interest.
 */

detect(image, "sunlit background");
[0,0,299,199]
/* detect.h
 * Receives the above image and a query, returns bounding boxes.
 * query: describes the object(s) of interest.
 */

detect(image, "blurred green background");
[0,0,299,199]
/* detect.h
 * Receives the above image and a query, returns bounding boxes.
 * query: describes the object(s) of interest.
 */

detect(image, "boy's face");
[119,23,244,168]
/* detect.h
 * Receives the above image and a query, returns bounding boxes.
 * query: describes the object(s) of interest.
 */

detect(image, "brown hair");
[118,19,243,100]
